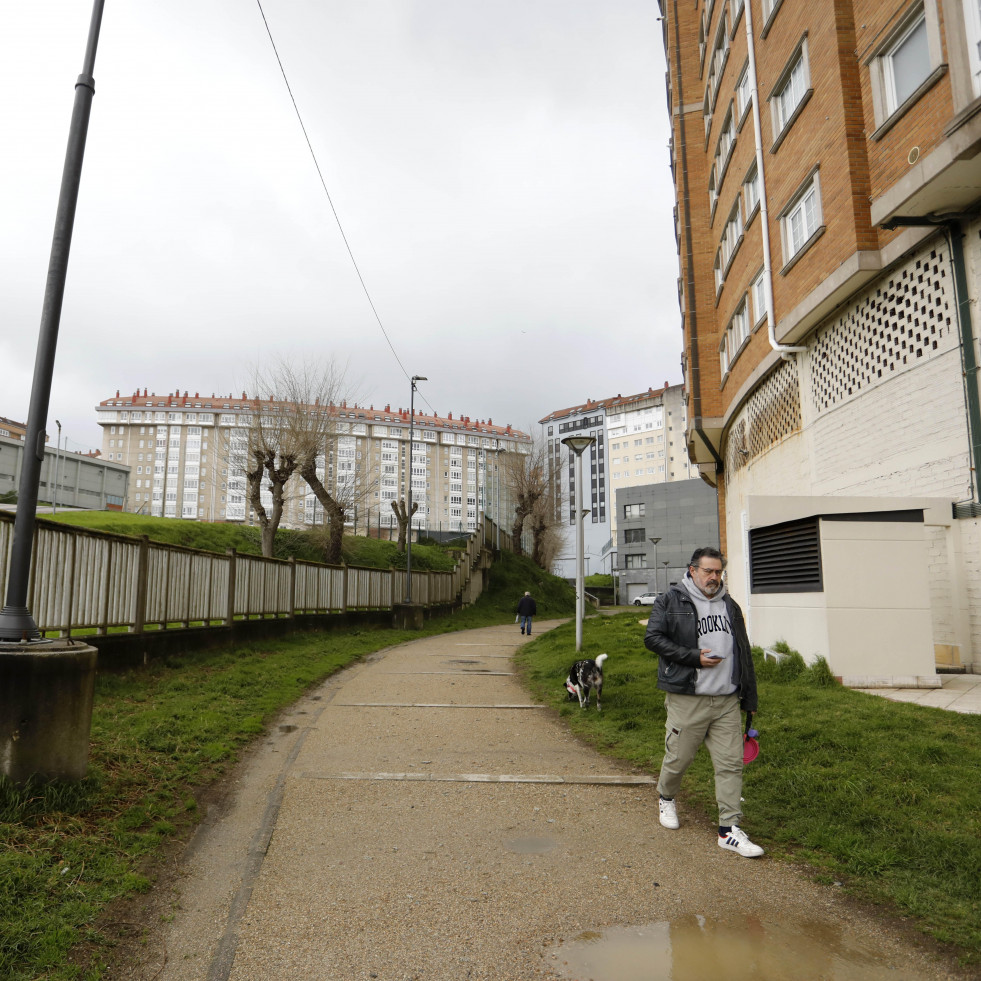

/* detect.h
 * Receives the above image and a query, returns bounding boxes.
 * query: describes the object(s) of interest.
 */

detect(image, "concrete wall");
[0,434,130,510]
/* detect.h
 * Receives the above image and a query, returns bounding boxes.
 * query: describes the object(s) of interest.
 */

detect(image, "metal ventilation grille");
[749,517,822,593]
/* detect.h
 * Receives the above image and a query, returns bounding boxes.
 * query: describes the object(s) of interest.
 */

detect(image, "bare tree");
[501,436,559,567]
[390,497,418,553]
[230,358,362,561]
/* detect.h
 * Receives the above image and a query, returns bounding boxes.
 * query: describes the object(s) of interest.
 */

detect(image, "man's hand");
[699,649,723,667]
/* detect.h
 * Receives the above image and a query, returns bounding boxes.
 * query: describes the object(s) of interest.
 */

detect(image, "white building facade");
[541,384,698,579]
[97,390,529,535]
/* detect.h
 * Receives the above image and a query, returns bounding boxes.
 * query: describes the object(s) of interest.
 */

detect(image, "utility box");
[746,497,941,686]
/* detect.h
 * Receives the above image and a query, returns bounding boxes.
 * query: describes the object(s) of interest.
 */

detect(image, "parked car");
[632,591,659,605]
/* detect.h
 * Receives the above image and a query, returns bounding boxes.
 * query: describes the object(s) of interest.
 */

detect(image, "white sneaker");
[718,825,764,858]
[658,797,679,829]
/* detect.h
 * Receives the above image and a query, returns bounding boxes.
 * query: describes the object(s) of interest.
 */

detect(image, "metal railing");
[0,511,484,638]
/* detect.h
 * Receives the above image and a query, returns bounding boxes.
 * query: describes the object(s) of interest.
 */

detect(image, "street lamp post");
[0,0,105,642]
[0,0,105,784]
[649,537,661,593]
[662,559,670,593]
[561,435,596,652]
[52,420,62,514]
[495,442,501,550]
[405,375,426,603]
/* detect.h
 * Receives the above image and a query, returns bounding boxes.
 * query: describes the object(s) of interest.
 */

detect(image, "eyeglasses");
[693,566,724,576]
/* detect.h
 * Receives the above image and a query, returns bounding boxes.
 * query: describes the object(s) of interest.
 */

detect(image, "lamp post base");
[392,602,424,630]
[0,605,41,643]
[0,639,98,784]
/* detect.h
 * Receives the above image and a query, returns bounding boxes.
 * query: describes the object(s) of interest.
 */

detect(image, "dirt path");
[117,623,966,980]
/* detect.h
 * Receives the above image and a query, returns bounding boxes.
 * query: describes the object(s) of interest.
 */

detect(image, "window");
[769,41,810,147]
[882,15,930,115]
[625,554,648,569]
[735,64,752,121]
[751,270,768,325]
[731,299,750,352]
[715,108,735,184]
[719,201,744,275]
[720,301,749,377]
[781,173,823,263]
[965,0,981,96]
[624,503,645,519]
[743,163,760,216]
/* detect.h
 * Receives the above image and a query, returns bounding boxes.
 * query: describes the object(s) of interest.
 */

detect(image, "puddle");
[505,836,557,855]
[278,724,299,733]
[449,658,482,664]
[547,916,926,980]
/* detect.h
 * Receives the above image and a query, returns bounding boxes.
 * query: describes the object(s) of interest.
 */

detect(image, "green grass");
[0,550,574,980]
[42,511,457,571]
[516,612,981,962]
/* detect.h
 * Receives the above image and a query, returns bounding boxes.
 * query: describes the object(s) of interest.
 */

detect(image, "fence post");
[99,539,113,635]
[133,535,149,634]
[342,563,349,614]
[288,556,296,619]
[225,548,237,626]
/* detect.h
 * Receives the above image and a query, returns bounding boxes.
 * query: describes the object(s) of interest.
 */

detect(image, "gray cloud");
[0,0,678,454]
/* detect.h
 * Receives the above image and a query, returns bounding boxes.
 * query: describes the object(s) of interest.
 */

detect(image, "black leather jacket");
[643,582,757,712]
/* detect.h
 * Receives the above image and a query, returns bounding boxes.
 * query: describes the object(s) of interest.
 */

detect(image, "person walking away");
[644,547,763,858]
[517,591,537,635]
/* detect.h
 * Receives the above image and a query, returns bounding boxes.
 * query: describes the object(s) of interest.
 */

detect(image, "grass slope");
[516,612,981,963]
[43,511,456,570]
[0,550,573,980]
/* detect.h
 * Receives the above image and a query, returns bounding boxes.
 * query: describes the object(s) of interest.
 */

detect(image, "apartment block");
[97,390,530,535]
[540,383,699,578]
[663,0,981,676]
[0,417,28,442]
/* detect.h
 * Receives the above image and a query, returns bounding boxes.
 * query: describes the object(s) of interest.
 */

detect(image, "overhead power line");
[255,0,437,415]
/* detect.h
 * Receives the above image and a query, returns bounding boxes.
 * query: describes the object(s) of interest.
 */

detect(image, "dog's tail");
[595,653,608,668]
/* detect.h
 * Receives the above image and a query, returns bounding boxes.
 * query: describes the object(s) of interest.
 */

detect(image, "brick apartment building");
[97,390,530,536]
[663,0,981,678]
[0,417,29,442]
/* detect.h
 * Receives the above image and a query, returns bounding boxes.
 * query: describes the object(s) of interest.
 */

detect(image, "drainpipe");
[744,0,807,358]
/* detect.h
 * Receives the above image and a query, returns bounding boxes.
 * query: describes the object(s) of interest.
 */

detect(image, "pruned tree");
[231,357,365,561]
[390,497,418,553]
[529,493,562,569]
[501,436,559,567]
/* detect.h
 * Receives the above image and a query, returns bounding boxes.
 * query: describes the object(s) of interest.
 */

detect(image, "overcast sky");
[1,0,679,455]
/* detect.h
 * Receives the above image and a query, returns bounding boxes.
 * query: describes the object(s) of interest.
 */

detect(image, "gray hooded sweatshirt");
[681,574,740,697]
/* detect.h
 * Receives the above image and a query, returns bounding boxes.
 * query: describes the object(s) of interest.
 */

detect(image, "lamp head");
[561,435,596,456]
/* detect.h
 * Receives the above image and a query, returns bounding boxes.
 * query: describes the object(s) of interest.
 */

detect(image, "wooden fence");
[0,511,484,638]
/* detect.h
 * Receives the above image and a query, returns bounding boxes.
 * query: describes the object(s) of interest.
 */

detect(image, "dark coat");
[517,595,537,616]
[643,582,757,713]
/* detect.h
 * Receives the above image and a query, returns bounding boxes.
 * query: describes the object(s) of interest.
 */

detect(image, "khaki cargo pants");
[656,691,744,827]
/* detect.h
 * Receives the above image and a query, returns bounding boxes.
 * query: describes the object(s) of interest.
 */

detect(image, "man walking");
[517,591,537,635]
[644,547,763,858]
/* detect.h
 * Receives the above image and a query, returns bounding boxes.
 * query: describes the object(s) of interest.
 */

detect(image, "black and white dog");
[564,653,608,711]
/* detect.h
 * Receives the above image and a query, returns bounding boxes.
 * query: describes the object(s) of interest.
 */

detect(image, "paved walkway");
[135,623,965,981]
[855,673,981,713]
